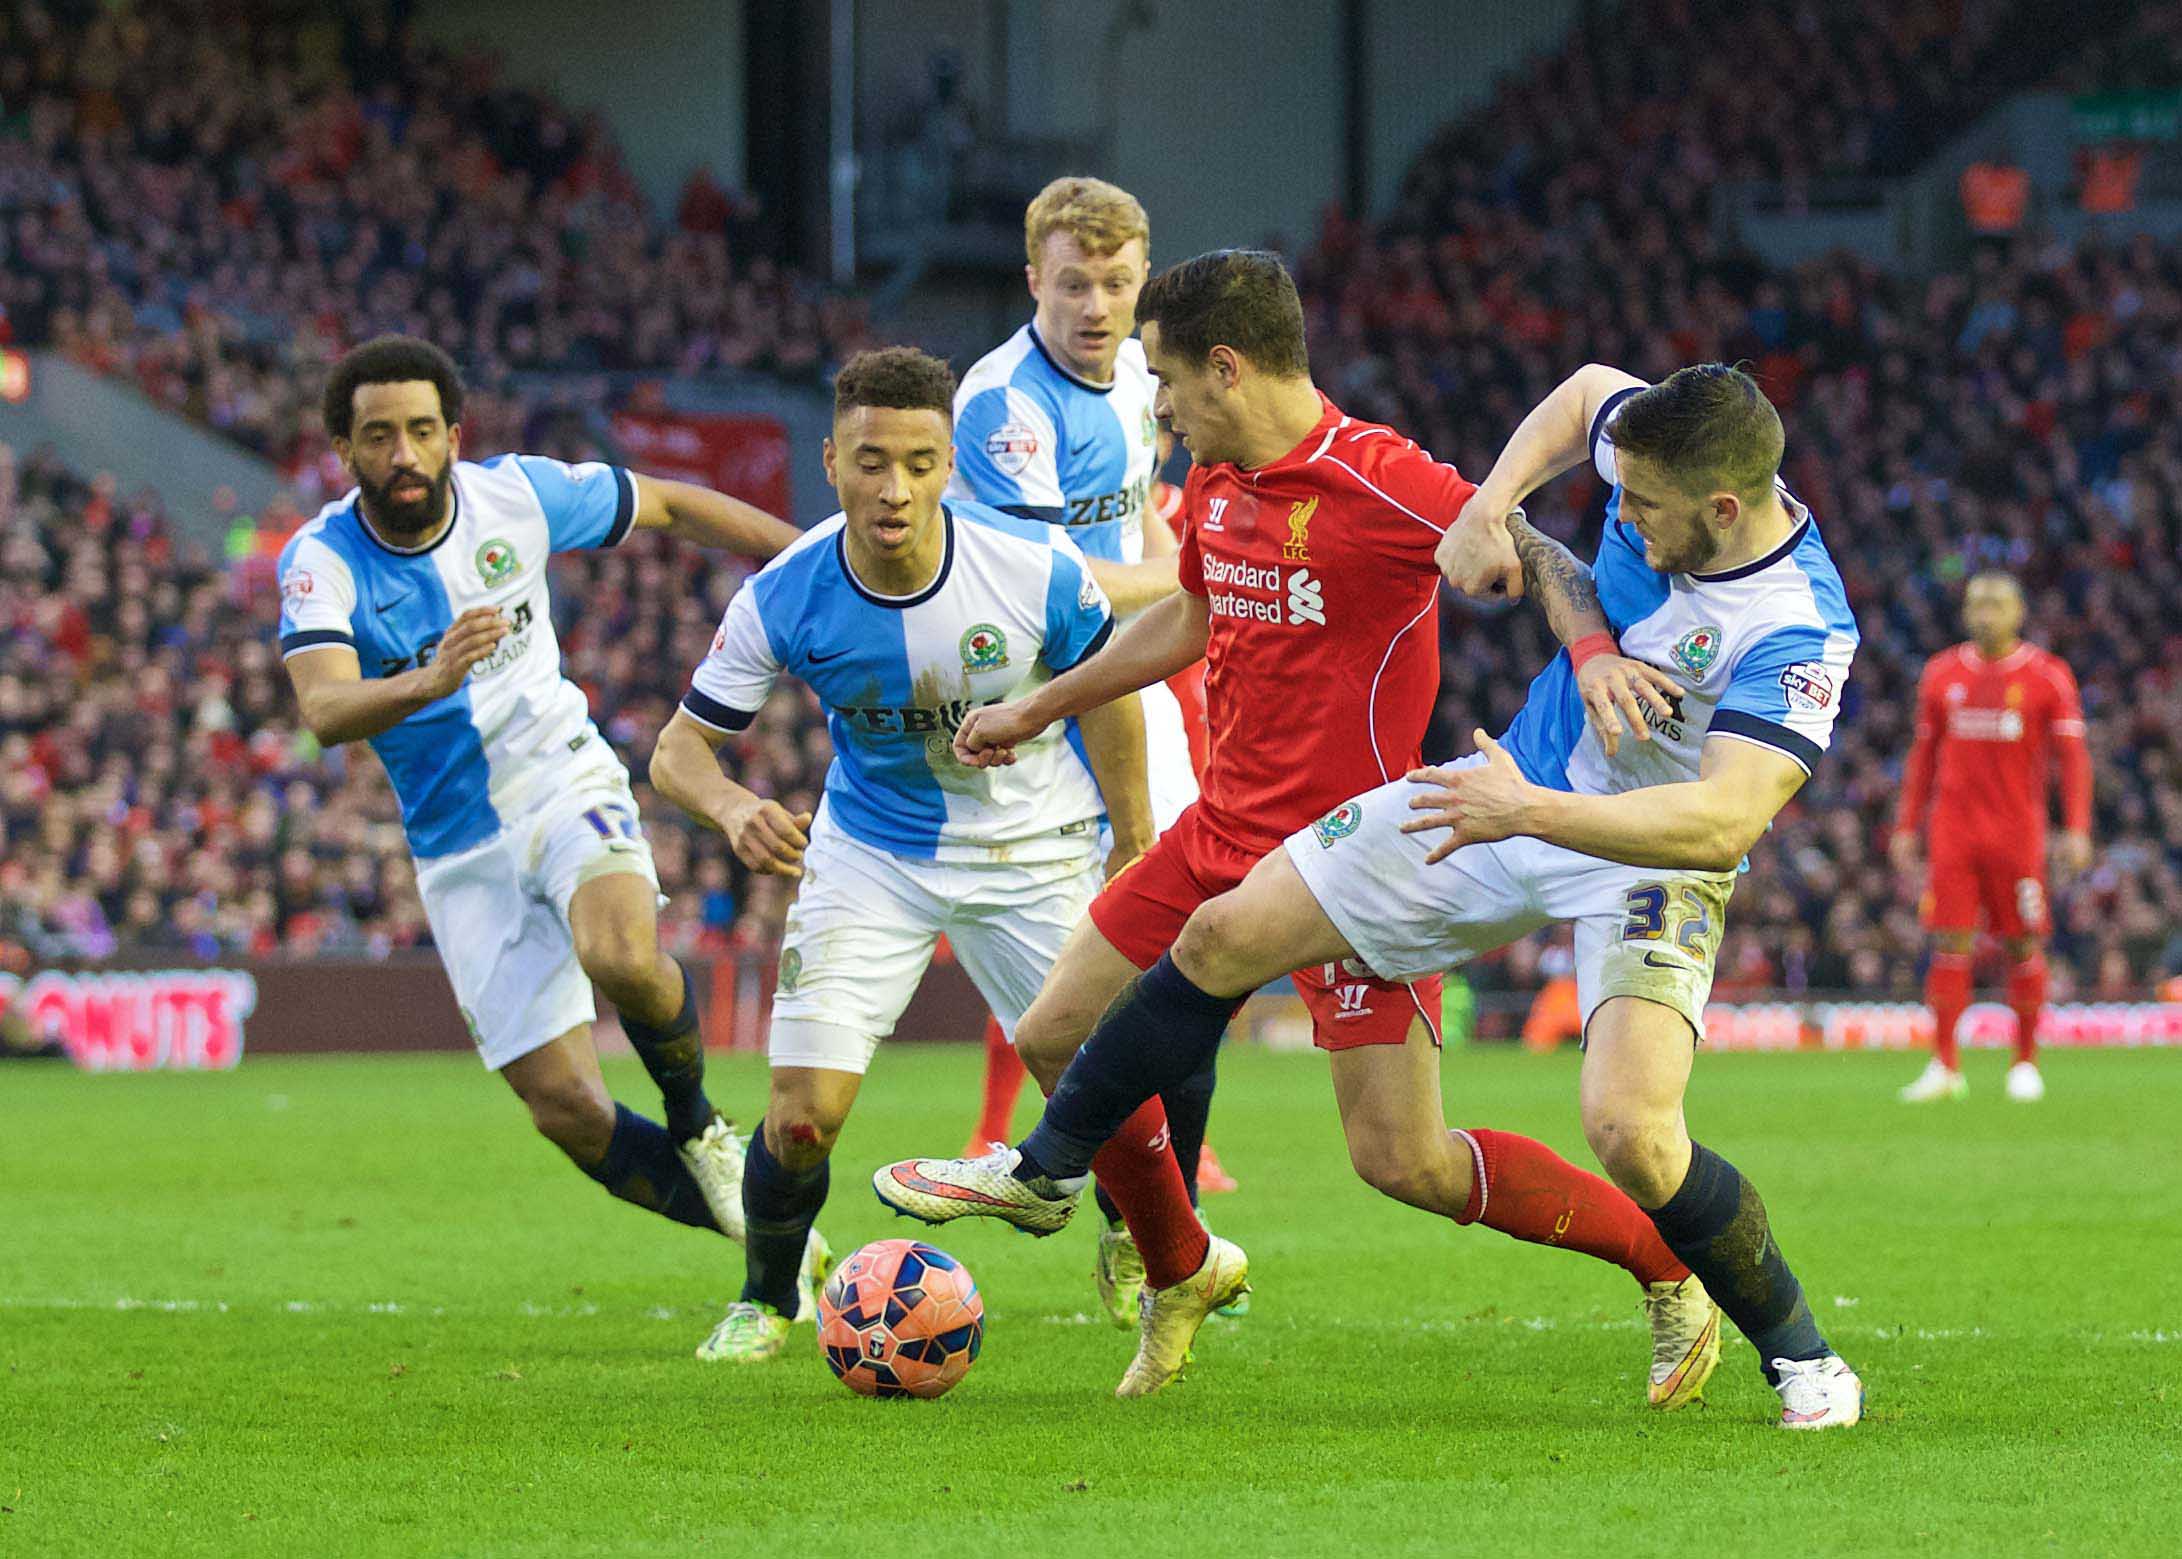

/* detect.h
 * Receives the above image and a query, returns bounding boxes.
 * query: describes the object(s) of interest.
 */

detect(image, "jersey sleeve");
[1893,656,1946,835]
[1323,433,1472,573]
[1710,624,1855,774]
[951,384,1065,521]
[514,454,638,551]
[1041,532,1116,672]
[276,532,360,660]
[680,582,781,733]
[1589,384,1646,484]
[1176,474,1207,598]
[2041,654,2092,833]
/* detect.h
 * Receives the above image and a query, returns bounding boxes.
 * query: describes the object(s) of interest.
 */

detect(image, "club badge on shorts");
[1311,801,1362,848]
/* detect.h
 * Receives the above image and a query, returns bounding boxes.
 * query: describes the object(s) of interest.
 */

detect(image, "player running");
[647,347,1154,1363]
[876,253,1722,1406]
[1893,572,2091,1103]
[277,336,801,1346]
[946,176,1234,1324]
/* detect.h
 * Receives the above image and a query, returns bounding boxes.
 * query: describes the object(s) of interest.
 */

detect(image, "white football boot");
[1115,1234,1250,1399]
[872,1144,1080,1235]
[678,1115,749,1242]
[2005,1060,2046,1102]
[793,1228,834,1323]
[695,1302,792,1363]
[1641,1273,1721,1410]
[1898,1058,1967,1103]
[1773,1354,1865,1429]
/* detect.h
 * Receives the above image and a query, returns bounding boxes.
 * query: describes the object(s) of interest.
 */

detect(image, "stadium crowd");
[4,0,2179,1001]
[0,0,868,499]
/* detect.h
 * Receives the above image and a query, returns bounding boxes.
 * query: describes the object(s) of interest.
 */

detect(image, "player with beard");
[277,336,809,1351]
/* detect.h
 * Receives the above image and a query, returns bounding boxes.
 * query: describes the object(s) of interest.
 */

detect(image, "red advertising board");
[1,969,257,1071]
[608,410,791,516]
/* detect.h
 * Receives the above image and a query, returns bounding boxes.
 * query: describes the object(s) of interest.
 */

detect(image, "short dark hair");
[1608,364,1784,499]
[321,335,465,441]
[1138,249,1309,378]
[832,347,956,422]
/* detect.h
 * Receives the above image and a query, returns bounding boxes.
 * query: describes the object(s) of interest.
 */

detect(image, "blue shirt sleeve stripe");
[1048,614,1114,673]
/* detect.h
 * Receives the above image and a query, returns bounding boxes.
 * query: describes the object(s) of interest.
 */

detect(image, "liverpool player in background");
[876,252,1722,1408]
[1893,571,2091,1103]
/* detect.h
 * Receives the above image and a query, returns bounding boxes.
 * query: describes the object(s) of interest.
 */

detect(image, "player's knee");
[1581,1104,1682,1205]
[574,918,661,1004]
[765,1109,842,1170]
[1172,899,1253,995]
[1013,1003,1081,1087]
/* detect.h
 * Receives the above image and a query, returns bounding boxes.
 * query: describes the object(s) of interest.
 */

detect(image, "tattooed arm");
[1503,507,1684,757]
[1505,507,1607,650]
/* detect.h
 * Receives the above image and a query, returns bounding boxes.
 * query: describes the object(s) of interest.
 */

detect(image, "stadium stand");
[5,0,2178,1004]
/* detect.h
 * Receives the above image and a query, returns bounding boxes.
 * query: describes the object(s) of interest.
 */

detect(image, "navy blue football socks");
[1162,1057,1218,1204]
[582,1103,719,1232]
[1018,953,1244,1186]
[619,962,716,1144]
[1646,1142,1829,1382]
[741,1122,830,1316]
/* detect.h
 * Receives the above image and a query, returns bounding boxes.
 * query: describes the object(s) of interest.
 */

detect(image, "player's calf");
[1343,1126,1473,1218]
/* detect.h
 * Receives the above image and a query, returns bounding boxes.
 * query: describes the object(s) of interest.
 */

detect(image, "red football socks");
[2006,952,2048,1065]
[1455,1128,1689,1289]
[1089,1098,1208,1288]
[970,1015,1026,1150]
[1926,952,1973,1071]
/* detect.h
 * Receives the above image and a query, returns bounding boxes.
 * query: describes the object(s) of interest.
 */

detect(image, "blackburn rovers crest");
[1311,801,1362,848]
[960,623,1010,673]
[475,537,518,587]
[1670,625,1723,679]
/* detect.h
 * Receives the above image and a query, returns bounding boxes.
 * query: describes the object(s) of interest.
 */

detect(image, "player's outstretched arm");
[630,473,802,559]
[648,708,814,877]
[954,590,1210,767]
[284,607,508,747]
[1403,730,1805,873]
[1077,693,1155,873]
[1438,364,1647,597]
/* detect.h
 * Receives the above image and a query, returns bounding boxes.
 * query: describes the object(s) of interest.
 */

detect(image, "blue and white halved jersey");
[276,455,637,859]
[1500,386,1859,797]
[946,325,1158,564]
[681,501,1115,864]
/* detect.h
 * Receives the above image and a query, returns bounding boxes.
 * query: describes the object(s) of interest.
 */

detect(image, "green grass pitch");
[6,1042,2178,1556]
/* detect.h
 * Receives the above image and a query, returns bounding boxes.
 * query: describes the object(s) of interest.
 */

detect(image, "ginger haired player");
[1893,571,2092,1103]
[875,251,1723,1409]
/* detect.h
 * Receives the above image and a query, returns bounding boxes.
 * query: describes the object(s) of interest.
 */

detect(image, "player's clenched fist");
[424,607,509,698]
[1437,492,1525,598]
[722,798,814,877]
[952,700,1050,768]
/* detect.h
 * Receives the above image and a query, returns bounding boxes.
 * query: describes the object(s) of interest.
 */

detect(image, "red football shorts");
[1924,833,2048,939]
[1089,805,1441,1051]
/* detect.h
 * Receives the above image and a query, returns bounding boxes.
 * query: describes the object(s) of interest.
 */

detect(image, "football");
[817,1238,985,1399]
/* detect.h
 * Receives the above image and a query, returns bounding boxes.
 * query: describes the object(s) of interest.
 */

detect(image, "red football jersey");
[1895,641,2090,848]
[1178,396,1471,854]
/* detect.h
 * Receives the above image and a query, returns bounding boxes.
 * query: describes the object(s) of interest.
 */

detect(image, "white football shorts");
[768,819,1102,1075]
[413,753,661,1070]
[1282,758,1736,1041]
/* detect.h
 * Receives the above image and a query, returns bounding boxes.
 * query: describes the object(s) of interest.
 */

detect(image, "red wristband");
[1568,632,1618,673]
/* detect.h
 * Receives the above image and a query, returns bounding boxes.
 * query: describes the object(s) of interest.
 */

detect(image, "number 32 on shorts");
[1620,882,1713,953]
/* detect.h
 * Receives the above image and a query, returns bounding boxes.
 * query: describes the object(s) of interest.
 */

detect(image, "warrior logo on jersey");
[960,623,1010,673]
[1311,801,1362,848]
[1283,497,1318,562]
[985,422,1040,477]
[475,537,518,586]
[1671,625,1723,678]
